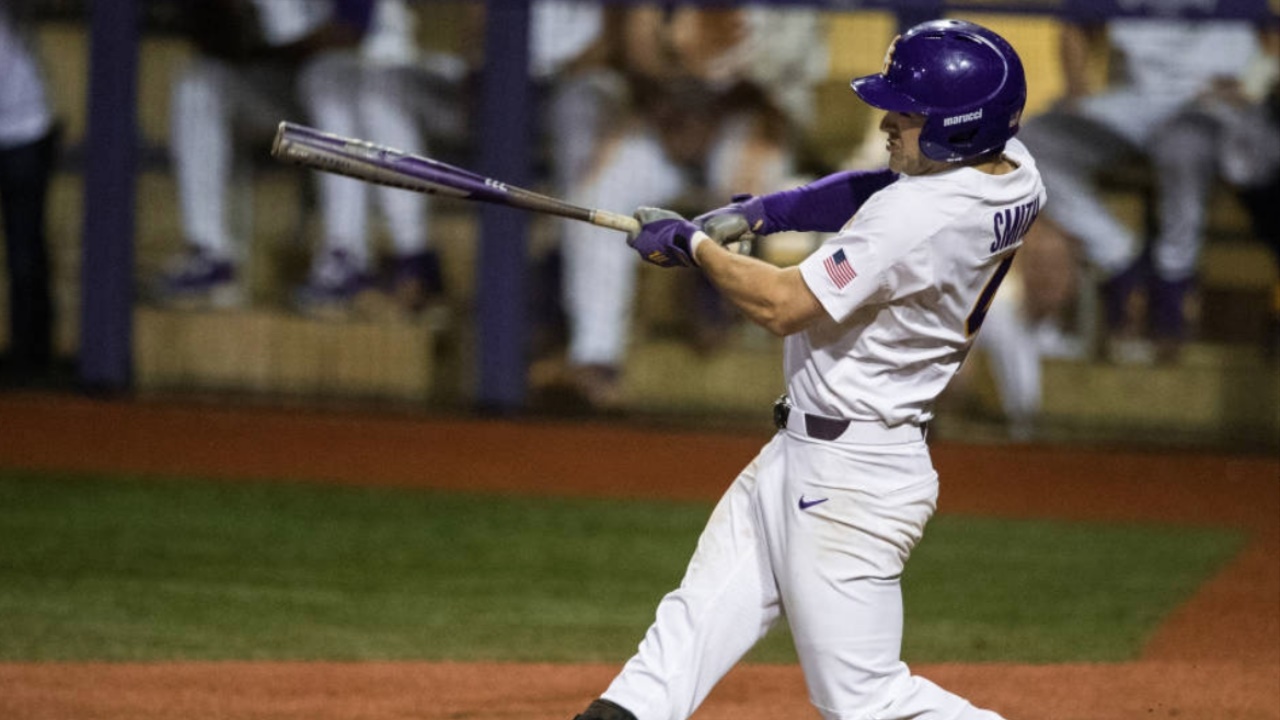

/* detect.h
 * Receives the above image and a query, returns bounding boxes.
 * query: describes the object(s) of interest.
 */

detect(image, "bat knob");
[271,121,290,158]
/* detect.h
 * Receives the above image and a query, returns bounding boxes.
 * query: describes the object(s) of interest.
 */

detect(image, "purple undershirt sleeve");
[758,168,898,234]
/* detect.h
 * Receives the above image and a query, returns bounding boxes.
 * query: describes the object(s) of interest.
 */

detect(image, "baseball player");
[572,20,1042,720]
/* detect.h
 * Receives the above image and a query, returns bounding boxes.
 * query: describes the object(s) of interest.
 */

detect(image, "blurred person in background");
[524,0,617,358]
[416,0,623,366]
[1018,13,1278,364]
[532,1,616,202]
[156,0,445,317]
[292,0,461,320]
[0,2,60,387]
[539,5,827,410]
[1230,27,1280,358]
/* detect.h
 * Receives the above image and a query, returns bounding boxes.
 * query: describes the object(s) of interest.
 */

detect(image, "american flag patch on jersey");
[823,249,857,289]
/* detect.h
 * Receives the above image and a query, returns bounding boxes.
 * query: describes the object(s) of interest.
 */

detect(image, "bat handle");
[591,210,641,235]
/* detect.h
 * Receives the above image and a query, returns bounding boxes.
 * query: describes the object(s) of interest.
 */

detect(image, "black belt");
[773,395,926,444]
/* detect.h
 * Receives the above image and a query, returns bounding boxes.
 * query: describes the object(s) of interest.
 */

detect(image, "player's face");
[879,112,947,176]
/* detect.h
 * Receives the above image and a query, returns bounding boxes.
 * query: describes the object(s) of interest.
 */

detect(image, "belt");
[773,395,925,445]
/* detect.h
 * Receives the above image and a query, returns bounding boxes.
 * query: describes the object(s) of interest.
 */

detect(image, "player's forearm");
[694,239,823,336]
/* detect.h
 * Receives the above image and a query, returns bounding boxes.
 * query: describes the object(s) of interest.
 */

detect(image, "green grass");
[900,514,1243,663]
[0,470,1244,664]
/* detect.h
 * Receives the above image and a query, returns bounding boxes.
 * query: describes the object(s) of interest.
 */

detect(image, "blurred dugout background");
[3,0,1277,451]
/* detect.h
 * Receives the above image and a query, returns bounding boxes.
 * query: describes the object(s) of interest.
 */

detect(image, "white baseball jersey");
[793,139,1046,427]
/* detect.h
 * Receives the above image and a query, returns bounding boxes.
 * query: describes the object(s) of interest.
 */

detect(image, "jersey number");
[965,253,1016,336]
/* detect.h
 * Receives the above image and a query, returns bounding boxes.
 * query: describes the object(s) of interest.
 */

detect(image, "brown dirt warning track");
[0,393,1276,720]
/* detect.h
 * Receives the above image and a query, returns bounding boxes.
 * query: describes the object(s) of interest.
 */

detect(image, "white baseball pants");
[602,430,1006,720]
[975,280,1042,439]
[297,52,429,270]
[170,57,298,259]
[171,51,430,270]
[561,128,684,367]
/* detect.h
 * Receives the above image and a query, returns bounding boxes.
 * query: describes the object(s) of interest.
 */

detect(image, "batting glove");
[628,207,705,268]
[692,193,769,246]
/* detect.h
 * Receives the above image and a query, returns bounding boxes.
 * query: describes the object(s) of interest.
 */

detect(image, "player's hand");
[692,193,768,245]
[628,207,703,268]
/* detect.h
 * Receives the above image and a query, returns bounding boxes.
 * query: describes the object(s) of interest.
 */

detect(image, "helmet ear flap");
[947,127,981,149]
[922,113,1013,162]
[947,126,983,154]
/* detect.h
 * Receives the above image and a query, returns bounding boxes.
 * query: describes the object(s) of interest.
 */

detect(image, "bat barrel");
[272,121,638,234]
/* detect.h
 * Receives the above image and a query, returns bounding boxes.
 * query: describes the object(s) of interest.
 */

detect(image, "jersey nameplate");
[990,196,1040,253]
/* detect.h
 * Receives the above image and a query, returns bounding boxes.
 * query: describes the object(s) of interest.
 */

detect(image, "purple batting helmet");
[851,19,1027,163]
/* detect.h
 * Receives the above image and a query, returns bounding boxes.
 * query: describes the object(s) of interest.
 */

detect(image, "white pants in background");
[1019,105,1248,284]
[170,57,298,260]
[171,50,432,270]
[297,52,430,270]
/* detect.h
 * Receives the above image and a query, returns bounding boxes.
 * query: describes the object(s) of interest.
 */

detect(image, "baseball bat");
[270,121,641,235]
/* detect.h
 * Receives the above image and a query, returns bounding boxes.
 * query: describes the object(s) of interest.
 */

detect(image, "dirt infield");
[0,394,1277,719]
